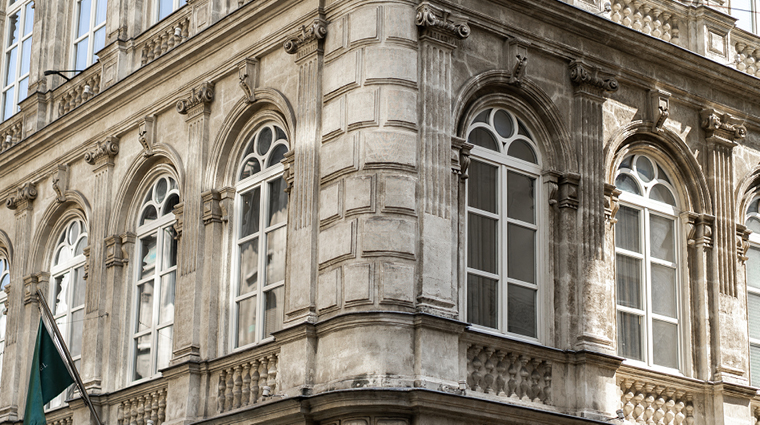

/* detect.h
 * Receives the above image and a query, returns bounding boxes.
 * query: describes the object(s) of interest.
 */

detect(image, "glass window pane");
[54,272,70,315]
[140,205,158,226]
[71,266,86,308]
[616,254,642,309]
[7,12,19,48]
[650,215,675,262]
[749,293,760,341]
[162,227,177,269]
[155,178,167,204]
[238,238,258,295]
[0,273,8,290]
[507,284,536,337]
[617,311,642,361]
[636,156,654,182]
[5,46,17,85]
[75,38,89,71]
[467,274,498,329]
[467,213,498,274]
[19,37,29,75]
[3,87,14,120]
[748,217,760,234]
[507,140,537,164]
[133,334,151,381]
[751,343,760,387]
[267,144,288,168]
[265,227,286,285]
[74,236,87,256]
[240,158,261,180]
[616,206,641,253]
[615,174,641,196]
[473,109,489,124]
[136,281,153,332]
[507,224,535,284]
[263,286,283,337]
[749,247,760,289]
[93,27,105,62]
[69,309,84,358]
[257,127,272,155]
[140,235,157,279]
[163,194,179,216]
[267,178,288,226]
[240,188,260,237]
[651,264,677,318]
[468,127,498,151]
[507,171,535,224]
[493,109,513,138]
[55,245,71,266]
[158,271,175,325]
[650,184,676,206]
[652,319,679,369]
[77,0,92,38]
[236,295,256,347]
[156,326,172,371]
[733,0,754,32]
[96,0,107,25]
[468,160,497,213]
[159,0,173,20]
[23,2,32,37]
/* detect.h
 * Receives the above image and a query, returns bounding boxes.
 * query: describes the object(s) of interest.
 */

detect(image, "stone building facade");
[3,0,760,424]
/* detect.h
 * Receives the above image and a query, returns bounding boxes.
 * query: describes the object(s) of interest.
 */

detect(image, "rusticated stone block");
[318,220,356,266]
[362,216,415,257]
[363,131,416,169]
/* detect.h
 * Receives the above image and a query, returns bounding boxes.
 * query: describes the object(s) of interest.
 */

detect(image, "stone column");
[684,212,714,381]
[101,232,133,391]
[0,183,37,423]
[415,2,469,317]
[568,60,619,353]
[700,109,747,384]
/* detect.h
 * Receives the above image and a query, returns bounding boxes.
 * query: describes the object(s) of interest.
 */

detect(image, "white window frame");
[464,107,544,343]
[2,0,33,121]
[731,0,758,34]
[129,176,178,383]
[0,255,9,388]
[71,0,107,71]
[153,0,187,24]
[745,196,760,386]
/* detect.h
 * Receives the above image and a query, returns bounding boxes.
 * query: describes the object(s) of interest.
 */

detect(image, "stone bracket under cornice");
[416,2,471,44]
[700,108,746,146]
[283,18,327,60]
[84,136,120,167]
[568,60,619,98]
[176,81,215,117]
[6,181,37,210]
[238,58,258,103]
[648,89,670,133]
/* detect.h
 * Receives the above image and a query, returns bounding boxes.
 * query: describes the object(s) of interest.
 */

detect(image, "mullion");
[256,181,269,341]
[500,161,507,333]
[151,228,165,375]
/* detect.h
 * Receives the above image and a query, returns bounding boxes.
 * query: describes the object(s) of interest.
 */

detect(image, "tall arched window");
[745,197,760,385]
[131,176,179,381]
[465,107,542,339]
[614,153,681,370]
[49,219,88,407]
[0,255,9,387]
[233,122,288,348]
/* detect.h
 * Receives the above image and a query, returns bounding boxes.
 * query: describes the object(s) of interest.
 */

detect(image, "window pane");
[467,274,497,329]
[467,213,497,274]
[652,319,678,369]
[7,12,19,48]
[616,206,641,253]
[133,334,151,381]
[616,254,642,310]
[240,158,261,180]
[71,266,85,308]
[733,0,754,32]
[140,235,157,279]
[54,272,70,315]
[162,227,177,268]
[264,286,283,337]
[159,271,175,325]
[0,273,8,290]
[507,171,534,224]
[507,284,536,338]
[748,247,760,289]
[238,238,258,295]
[751,343,760,386]
[749,293,760,341]
[617,311,642,361]
[507,140,537,163]
[156,326,172,371]
[159,0,173,20]
[55,245,71,267]
[2,87,13,120]
[23,2,32,37]
[96,0,107,25]
[615,174,641,196]
[240,188,260,238]
[267,178,288,226]
[748,217,760,234]
[19,37,29,75]
[468,127,498,151]
[507,224,535,284]
[265,227,286,285]
[468,160,497,213]
[77,0,92,38]
[236,295,256,347]
[266,144,288,168]
[17,76,25,105]
[75,38,89,71]
[5,46,17,85]
[493,109,513,138]
[652,264,677,318]
[650,184,676,206]
[636,156,654,182]
[74,235,87,256]
[257,127,272,155]
[136,281,153,332]
[93,27,105,62]
[650,215,675,262]
[69,309,83,358]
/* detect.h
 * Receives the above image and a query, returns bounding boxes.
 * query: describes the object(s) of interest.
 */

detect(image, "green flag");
[23,318,75,425]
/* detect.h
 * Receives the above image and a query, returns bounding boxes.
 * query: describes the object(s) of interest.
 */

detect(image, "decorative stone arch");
[28,191,91,274]
[109,147,184,236]
[205,88,296,190]
[0,229,12,267]
[605,122,712,216]
[736,164,760,223]
[453,70,576,174]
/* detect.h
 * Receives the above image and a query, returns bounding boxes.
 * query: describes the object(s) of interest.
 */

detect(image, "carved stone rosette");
[415,3,471,41]
[176,82,215,115]
[84,136,119,166]
[6,182,37,210]
[283,18,327,58]
[568,60,619,96]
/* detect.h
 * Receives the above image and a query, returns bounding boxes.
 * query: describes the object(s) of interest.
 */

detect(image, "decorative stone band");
[5,181,37,210]
[618,377,695,425]
[176,82,215,115]
[116,387,167,425]
[568,60,619,93]
[466,344,553,405]
[283,18,327,56]
[700,108,746,144]
[415,2,471,39]
[84,136,120,165]
[217,352,279,413]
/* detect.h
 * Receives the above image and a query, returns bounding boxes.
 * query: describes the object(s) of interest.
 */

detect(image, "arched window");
[614,153,681,370]
[131,176,179,381]
[49,219,88,407]
[0,256,9,387]
[233,122,288,348]
[465,107,542,339]
[745,197,760,385]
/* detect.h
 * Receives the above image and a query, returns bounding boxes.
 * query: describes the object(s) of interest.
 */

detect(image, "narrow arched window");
[465,107,542,339]
[745,197,760,385]
[233,122,288,348]
[614,154,681,370]
[0,256,9,387]
[49,219,88,407]
[131,176,179,381]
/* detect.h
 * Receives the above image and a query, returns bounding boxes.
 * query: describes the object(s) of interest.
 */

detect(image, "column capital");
[568,60,619,99]
[5,181,37,211]
[283,18,327,61]
[176,81,215,118]
[84,136,120,168]
[416,2,470,45]
[700,108,746,147]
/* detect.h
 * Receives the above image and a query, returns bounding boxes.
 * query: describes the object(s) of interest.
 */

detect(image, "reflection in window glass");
[2,0,32,121]
[73,0,107,70]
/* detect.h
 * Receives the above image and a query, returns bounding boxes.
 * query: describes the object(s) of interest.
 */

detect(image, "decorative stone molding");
[737,224,751,263]
[283,18,327,57]
[568,60,619,95]
[116,387,167,425]
[0,116,23,152]
[684,212,714,249]
[282,150,295,194]
[700,108,746,145]
[140,15,190,65]
[415,2,471,41]
[507,39,529,86]
[609,0,682,45]
[22,272,48,305]
[238,58,258,103]
[649,89,670,132]
[176,82,214,115]
[84,136,119,166]
[52,164,69,203]
[618,378,695,424]
[201,190,222,225]
[217,352,279,413]
[6,182,37,210]
[138,116,155,157]
[466,344,552,405]
[604,183,622,222]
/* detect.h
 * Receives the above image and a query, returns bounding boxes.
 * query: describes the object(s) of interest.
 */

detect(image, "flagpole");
[36,289,103,425]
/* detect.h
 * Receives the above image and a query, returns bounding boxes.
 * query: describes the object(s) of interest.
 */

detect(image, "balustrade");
[47,415,72,425]
[217,352,279,413]
[0,114,22,152]
[618,377,695,425]
[139,15,191,66]
[56,69,101,117]
[116,387,167,425]
[609,0,682,45]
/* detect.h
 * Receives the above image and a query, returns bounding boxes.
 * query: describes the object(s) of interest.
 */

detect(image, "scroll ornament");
[176,82,215,114]
[415,4,471,39]
[283,19,327,55]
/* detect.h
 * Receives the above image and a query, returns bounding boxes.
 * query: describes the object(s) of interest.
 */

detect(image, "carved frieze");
[416,2,471,44]
[176,82,215,115]
[138,116,155,157]
[649,89,670,133]
[84,136,119,166]
[6,181,37,210]
[568,60,619,96]
[238,58,258,103]
[700,108,746,146]
[604,183,622,222]
[283,18,327,57]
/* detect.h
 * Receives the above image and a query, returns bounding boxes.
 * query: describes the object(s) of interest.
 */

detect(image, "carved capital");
[172,202,185,238]
[700,108,745,146]
[649,89,670,133]
[604,183,622,222]
[416,2,470,42]
[23,272,49,305]
[138,116,155,157]
[557,173,580,209]
[202,190,222,225]
[283,18,327,57]
[684,212,714,249]
[219,187,236,223]
[450,136,473,179]
[84,136,120,166]
[105,234,124,268]
[6,182,37,210]
[121,232,136,265]
[238,58,258,103]
[282,150,295,194]
[737,224,751,263]
[568,60,619,97]
[176,82,215,115]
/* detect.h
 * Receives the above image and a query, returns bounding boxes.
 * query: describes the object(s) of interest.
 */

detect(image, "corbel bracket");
[569,60,619,97]
[238,58,258,103]
[84,136,120,166]
[649,89,670,133]
[415,2,470,41]
[700,108,746,147]
[6,181,37,210]
[52,164,69,203]
[604,183,622,222]
[138,116,156,157]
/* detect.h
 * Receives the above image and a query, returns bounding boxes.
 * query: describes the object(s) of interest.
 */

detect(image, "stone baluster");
[157,389,166,424]
[232,365,242,409]
[217,371,226,412]
[224,367,234,411]
[241,362,251,406]
[251,359,261,403]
